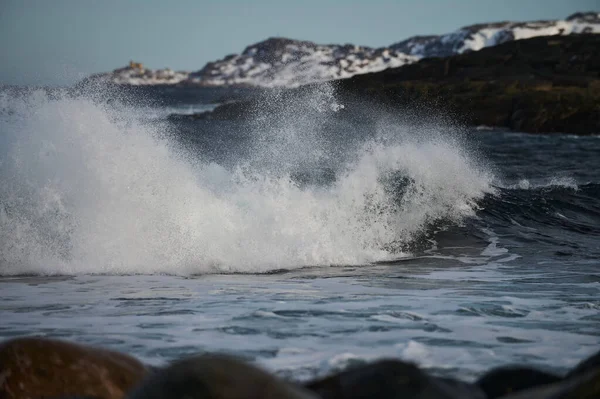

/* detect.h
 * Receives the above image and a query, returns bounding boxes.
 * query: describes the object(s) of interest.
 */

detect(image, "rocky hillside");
[88,12,599,88]
[336,34,600,134]
[182,34,600,135]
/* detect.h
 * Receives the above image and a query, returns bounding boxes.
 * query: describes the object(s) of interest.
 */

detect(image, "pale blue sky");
[1,0,597,86]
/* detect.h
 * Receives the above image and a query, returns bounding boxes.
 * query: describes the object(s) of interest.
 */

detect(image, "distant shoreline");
[170,34,599,136]
[77,12,599,89]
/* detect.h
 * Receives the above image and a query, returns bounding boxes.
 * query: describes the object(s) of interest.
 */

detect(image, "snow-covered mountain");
[93,12,600,88]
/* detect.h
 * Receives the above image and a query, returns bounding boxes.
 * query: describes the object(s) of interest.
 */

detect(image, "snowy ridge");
[187,38,418,87]
[93,12,600,88]
[391,11,600,57]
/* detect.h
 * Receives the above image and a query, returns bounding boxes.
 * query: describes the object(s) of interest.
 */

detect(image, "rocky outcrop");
[336,34,600,134]
[0,337,149,399]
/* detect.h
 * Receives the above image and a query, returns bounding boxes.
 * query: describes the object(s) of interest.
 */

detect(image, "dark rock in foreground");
[305,359,485,399]
[0,337,148,399]
[476,367,562,398]
[127,354,316,399]
[0,336,598,399]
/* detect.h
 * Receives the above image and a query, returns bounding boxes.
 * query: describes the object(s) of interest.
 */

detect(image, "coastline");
[167,34,600,135]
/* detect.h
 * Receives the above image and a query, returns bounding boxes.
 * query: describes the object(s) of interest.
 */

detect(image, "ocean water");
[0,85,598,382]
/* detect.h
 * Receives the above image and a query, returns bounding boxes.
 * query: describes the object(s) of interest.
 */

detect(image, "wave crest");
[0,87,494,275]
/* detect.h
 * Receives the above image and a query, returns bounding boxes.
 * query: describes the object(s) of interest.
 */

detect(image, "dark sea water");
[0,85,598,381]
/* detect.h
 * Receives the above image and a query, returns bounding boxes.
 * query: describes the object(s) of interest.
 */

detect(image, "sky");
[1,0,597,86]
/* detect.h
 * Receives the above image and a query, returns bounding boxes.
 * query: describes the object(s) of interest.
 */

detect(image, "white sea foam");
[505,176,579,191]
[0,87,494,275]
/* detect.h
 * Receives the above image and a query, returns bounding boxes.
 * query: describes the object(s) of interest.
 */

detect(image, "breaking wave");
[0,86,494,275]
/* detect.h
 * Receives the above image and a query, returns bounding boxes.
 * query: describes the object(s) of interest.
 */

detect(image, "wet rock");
[127,354,317,399]
[304,359,485,399]
[475,366,562,398]
[0,337,148,399]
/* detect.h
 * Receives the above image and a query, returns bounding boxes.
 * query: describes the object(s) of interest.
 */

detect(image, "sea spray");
[0,85,494,275]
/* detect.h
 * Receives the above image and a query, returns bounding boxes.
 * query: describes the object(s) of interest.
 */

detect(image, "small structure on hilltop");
[129,61,144,70]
